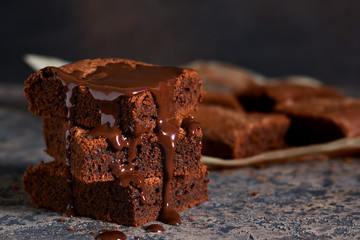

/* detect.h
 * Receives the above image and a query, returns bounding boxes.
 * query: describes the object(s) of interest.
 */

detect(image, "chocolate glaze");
[144,224,165,232]
[182,117,201,137]
[61,81,77,217]
[55,61,185,224]
[95,231,127,240]
[110,161,147,205]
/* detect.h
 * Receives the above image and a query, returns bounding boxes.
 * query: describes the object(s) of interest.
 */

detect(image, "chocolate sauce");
[144,224,165,232]
[89,125,142,160]
[95,231,127,240]
[62,81,77,217]
[55,61,185,224]
[182,117,201,137]
[110,161,147,204]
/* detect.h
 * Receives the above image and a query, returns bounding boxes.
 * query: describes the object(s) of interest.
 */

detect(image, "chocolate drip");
[110,162,147,205]
[55,62,185,224]
[61,80,77,217]
[144,224,165,232]
[88,111,146,204]
[156,118,181,225]
[182,117,201,137]
[95,231,127,240]
[89,125,142,160]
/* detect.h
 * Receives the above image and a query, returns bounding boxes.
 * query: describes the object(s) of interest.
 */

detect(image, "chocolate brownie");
[24,58,204,135]
[275,97,360,145]
[193,105,290,159]
[238,82,343,112]
[186,60,263,95]
[23,58,208,226]
[201,92,244,111]
[43,116,203,182]
[23,161,209,226]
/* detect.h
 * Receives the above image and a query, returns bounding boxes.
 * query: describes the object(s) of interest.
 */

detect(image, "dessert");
[43,116,203,182]
[24,58,204,135]
[193,105,290,159]
[275,97,360,145]
[201,92,244,110]
[238,82,343,112]
[23,161,209,226]
[185,60,263,95]
[23,58,208,226]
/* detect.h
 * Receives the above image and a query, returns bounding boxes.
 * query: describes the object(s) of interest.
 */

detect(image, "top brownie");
[24,58,204,137]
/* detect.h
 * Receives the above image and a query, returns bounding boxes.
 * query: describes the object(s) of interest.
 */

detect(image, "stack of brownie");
[189,61,360,159]
[23,58,209,226]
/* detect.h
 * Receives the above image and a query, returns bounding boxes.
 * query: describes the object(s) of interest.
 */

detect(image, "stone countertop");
[1,85,360,240]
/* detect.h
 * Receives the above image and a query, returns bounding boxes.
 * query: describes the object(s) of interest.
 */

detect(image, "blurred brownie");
[186,60,263,95]
[238,82,343,112]
[201,92,244,110]
[24,58,204,135]
[193,105,290,159]
[23,161,209,226]
[275,98,360,145]
[43,116,203,182]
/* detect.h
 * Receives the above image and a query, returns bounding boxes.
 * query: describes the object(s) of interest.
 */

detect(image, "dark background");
[2,0,360,86]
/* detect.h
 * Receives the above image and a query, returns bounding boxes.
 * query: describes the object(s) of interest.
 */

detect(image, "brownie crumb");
[257,176,266,183]
[188,217,195,221]
[257,164,265,169]
[60,217,66,222]
[90,231,97,234]
[203,223,207,226]
[69,227,76,231]
[113,228,119,231]
[100,228,110,232]
[252,191,258,196]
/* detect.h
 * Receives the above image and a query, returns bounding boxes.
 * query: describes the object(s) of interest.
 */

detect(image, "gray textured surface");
[1,85,360,239]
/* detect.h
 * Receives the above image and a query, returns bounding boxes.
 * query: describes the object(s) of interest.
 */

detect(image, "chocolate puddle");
[144,224,165,232]
[56,62,184,224]
[96,230,127,240]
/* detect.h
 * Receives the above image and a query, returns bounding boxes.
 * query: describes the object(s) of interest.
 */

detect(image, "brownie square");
[43,116,203,182]
[193,105,290,159]
[238,82,343,112]
[23,161,209,226]
[186,60,262,95]
[24,58,204,136]
[275,97,360,145]
[201,92,244,110]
